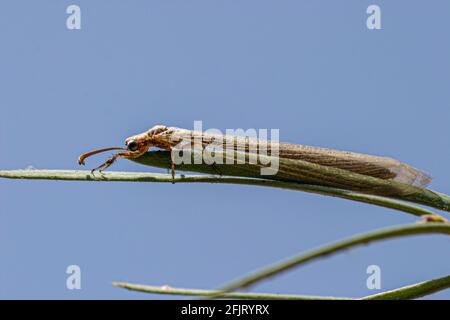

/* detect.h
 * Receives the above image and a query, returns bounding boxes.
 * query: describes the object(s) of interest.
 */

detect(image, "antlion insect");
[78,125,432,195]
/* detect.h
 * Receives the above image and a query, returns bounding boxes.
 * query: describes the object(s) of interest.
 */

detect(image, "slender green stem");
[113,274,450,300]
[362,274,450,300]
[0,169,441,219]
[213,223,450,297]
[2,169,448,299]
[112,282,352,300]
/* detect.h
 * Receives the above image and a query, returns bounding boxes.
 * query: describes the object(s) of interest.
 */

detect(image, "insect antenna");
[78,147,127,165]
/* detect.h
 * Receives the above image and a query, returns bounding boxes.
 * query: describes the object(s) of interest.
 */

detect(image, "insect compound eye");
[127,140,138,151]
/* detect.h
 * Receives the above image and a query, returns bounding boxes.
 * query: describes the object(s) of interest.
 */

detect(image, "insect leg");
[91,157,116,173]
[211,163,223,176]
[168,147,176,184]
[171,161,175,183]
[91,152,133,173]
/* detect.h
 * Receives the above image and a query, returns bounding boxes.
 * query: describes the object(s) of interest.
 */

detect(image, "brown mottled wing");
[160,127,432,189]
[277,143,432,188]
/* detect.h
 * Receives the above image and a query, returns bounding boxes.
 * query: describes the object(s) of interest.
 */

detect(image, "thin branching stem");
[213,223,450,297]
[112,282,352,300]
[362,274,450,300]
[0,169,442,219]
[113,274,450,300]
[2,169,449,299]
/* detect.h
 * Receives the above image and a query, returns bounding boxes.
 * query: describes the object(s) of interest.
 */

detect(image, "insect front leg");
[91,151,135,173]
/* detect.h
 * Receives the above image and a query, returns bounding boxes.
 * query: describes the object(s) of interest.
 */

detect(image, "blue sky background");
[1,1,449,299]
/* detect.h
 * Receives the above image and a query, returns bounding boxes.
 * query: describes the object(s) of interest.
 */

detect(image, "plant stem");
[113,274,450,300]
[362,274,450,300]
[0,169,440,219]
[112,282,352,300]
[2,168,449,299]
[213,223,450,297]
